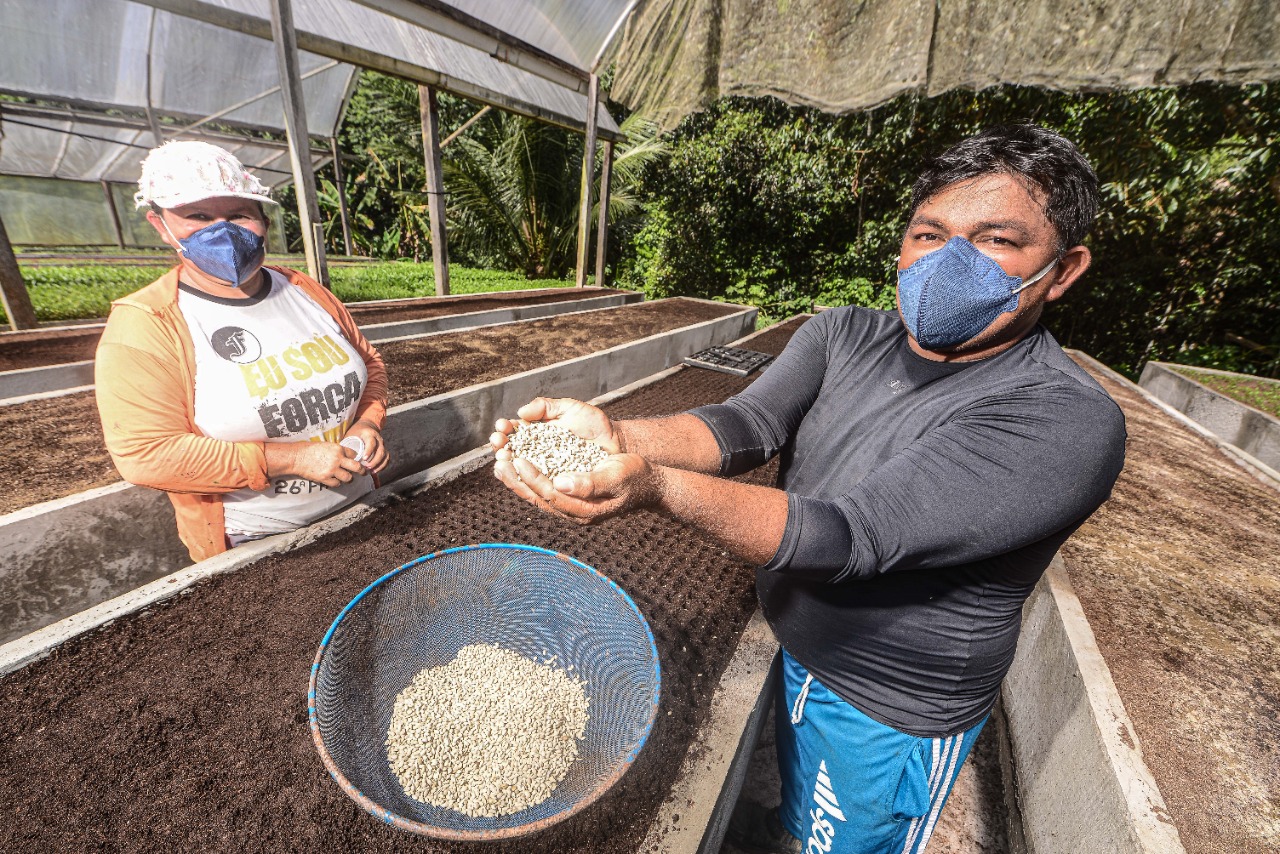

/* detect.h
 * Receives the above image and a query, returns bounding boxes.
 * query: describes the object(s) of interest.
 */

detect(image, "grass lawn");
[1173,366,1280,419]
[4,260,574,323]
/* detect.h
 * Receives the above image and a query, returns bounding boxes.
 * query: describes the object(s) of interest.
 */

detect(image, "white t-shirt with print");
[177,270,372,538]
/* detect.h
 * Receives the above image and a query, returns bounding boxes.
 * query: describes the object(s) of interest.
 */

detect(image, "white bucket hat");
[134,140,278,209]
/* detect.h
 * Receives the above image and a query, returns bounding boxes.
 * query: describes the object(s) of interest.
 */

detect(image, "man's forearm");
[617,413,786,564]
[616,413,724,473]
[651,465,789,566]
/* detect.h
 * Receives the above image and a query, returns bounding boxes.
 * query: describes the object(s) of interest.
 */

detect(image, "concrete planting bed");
[3,314,1273,853]
[1047,354,1280,854]
[0,287,641,402]
[0,320,804,853]
[1138,361,1280,475]
[0,299,754,645]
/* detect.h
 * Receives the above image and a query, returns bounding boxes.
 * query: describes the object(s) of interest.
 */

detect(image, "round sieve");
[307,543,661,840]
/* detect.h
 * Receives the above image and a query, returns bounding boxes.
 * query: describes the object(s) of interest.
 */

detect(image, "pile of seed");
[506,421,608,478]
[385,643,591,817]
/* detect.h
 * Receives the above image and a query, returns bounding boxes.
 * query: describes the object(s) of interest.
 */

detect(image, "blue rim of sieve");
[307,543,662,840]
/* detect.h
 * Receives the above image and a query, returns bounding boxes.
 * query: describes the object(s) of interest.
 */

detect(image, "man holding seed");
[491,125,1126,854]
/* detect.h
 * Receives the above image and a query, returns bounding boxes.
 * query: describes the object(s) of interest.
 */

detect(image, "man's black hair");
[909,124,1099,251]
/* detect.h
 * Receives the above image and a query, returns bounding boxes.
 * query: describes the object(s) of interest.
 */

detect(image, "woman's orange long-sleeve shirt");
[94,266,388,562]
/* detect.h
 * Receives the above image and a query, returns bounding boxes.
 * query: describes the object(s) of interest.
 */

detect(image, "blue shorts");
[776,650,988,854]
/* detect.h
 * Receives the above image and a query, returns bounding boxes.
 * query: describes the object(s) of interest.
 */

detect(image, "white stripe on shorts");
[790,672,814,724]
[900,735,955,854]
[915,735,964,852]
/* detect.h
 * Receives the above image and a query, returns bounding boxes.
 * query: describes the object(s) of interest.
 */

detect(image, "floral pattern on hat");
[135,140,276,209]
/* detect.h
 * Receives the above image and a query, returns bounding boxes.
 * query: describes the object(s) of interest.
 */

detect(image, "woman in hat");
[95,141,390,562]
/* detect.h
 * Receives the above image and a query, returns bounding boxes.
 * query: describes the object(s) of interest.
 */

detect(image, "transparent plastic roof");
[0,0,629,186]
[0,111,308,186]
[440,0,640,70]
[1,0,354,136]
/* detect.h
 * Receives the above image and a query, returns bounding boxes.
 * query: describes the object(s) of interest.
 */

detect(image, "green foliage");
[307,71,480,260]
[443,109,667,279]
[13,265,171,321]
[1053,85,1280,379]
[4,262,568,323]
[311,71,666,280]
[443,111,583,277]
[326,263,569,302]
[618,98,901,322]
[620,85,1280,377]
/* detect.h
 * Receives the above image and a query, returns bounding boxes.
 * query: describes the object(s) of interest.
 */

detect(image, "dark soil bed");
[0,287,629,372]
[347,287,627,327]
[1064,358,1280,854]
[0,319,805,854]
[0,298,736,516]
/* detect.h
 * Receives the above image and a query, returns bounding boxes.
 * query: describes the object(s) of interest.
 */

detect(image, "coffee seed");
[384,643,590,818]
[506,421,607,478]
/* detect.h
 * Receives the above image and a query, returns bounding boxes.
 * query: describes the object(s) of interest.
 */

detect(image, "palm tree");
[443,112,667,279]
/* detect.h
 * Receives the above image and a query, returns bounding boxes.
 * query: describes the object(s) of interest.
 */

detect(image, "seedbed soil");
[0,298,735,515]
[0,319,806,854]
[0,287,630,372]
[1064,358,1280,854]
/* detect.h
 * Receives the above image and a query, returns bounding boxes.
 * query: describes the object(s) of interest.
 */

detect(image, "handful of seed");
[385,643,590,817]
[506,421,608,478]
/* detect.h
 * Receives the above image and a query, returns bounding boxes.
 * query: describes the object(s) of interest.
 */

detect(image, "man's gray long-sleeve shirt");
[690,307,1126,736]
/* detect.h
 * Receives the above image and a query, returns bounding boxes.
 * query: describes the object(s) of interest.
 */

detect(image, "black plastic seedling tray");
[682,346,774,377]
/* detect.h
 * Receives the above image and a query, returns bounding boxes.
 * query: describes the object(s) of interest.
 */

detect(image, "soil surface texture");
[0,287,628,372]
[0,286,629,371]
[1064,358,1280,854]
[0,298,735,515]
[0,324,106,372]
[347,288,625,327]
[11,319,1269,852]
[0,319,804,854]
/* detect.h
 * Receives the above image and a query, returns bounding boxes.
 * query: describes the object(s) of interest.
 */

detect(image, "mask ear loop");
[158,214,185,252]
[1011,255,1061,294]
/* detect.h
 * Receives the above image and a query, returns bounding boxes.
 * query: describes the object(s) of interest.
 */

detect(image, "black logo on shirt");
[211,327,263,364]
[257,371,363,438]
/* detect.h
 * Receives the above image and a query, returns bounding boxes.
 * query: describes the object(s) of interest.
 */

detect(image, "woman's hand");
[265,441,366,487]
[342,419,390,474]
[489,397,620,456]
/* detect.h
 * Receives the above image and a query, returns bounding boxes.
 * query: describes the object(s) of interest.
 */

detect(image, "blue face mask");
[896,236,1057,350]
[163,219,265,286]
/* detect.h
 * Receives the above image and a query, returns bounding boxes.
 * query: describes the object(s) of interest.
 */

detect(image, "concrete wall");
[640,613,779,854]
[0,305,755,645]
[1139,362,1280,472]
[1003,557,1185,854]
[0,361,96,401]
[0,447,495,677]
[0,482,190,647]
[0,291,642,403]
